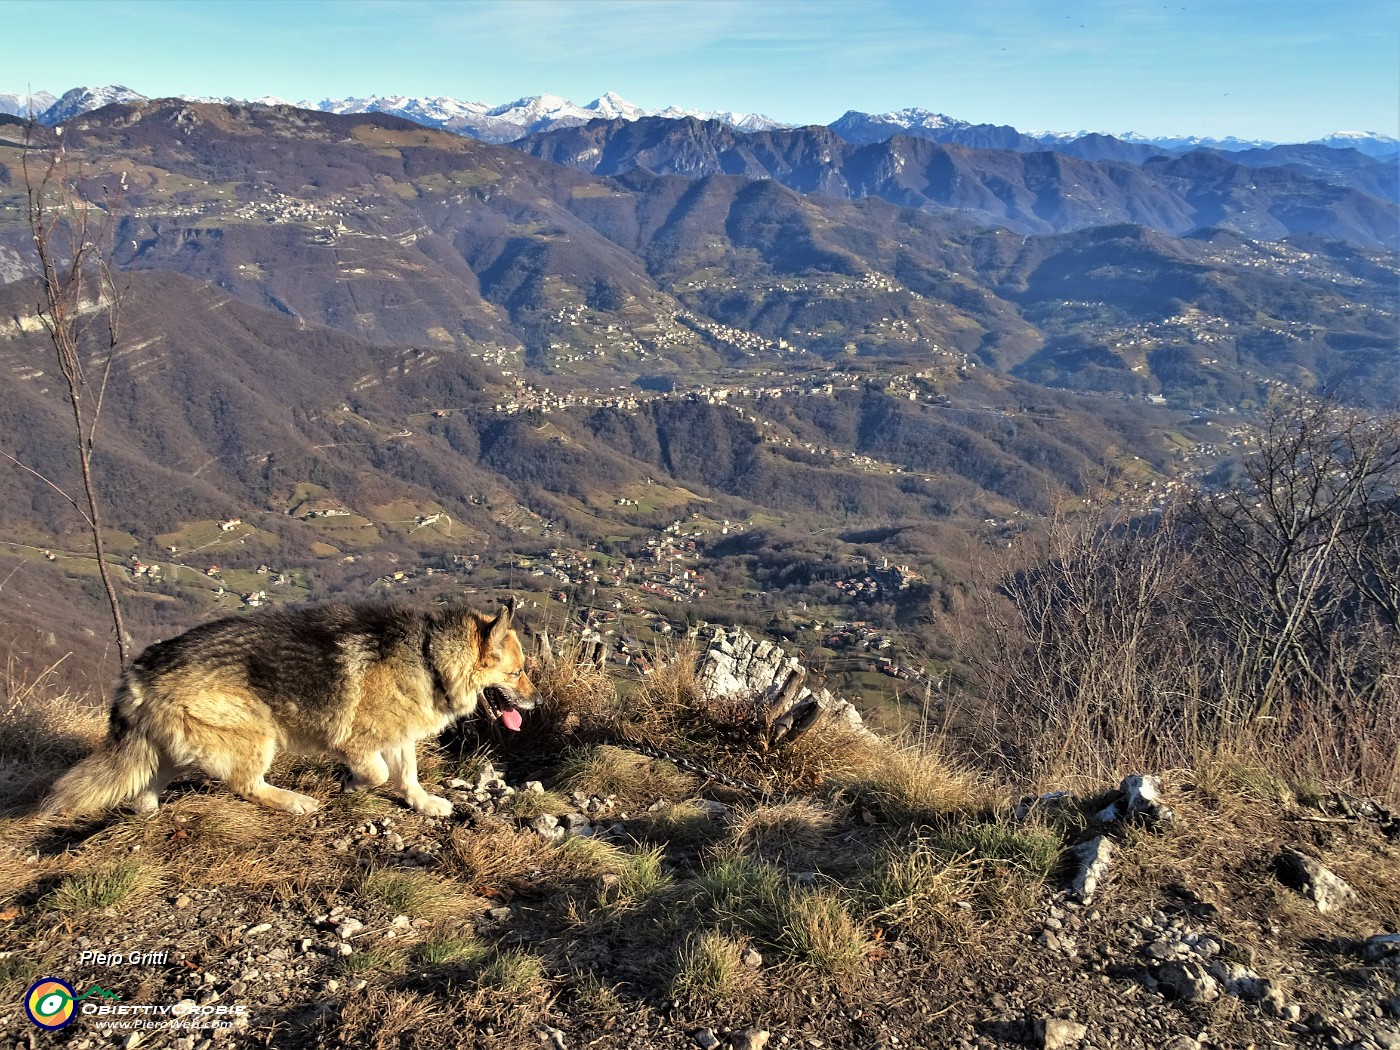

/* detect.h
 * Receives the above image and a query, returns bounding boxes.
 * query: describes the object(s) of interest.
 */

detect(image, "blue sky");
[5,0,1398,141]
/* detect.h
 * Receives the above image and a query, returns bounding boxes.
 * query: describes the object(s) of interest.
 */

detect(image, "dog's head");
[474,597,536,732]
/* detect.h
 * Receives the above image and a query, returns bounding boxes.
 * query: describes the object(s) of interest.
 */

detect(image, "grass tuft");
[557,744,693,804]
[671,930,759,1008]
[414,931,490,968]
[359,870,467,919]
[836,741,982,824]
[729,799,836,866]
[43,861,155,913]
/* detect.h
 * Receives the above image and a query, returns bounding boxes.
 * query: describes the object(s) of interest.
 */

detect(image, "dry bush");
[762,719,885,793]
[506,635,621,751]
[960,400,1400,801]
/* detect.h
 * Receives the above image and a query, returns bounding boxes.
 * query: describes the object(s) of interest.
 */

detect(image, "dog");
[44,597,535,818]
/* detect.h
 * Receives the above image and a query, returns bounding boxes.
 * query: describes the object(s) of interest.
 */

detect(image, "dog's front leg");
[385,742,452,817]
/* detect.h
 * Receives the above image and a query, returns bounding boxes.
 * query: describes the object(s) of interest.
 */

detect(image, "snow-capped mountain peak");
[40,85,147,125]
[588,92,646,120]
[0,90,58,119]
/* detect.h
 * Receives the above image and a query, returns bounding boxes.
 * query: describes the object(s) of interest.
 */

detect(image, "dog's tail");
[43,680,161,818]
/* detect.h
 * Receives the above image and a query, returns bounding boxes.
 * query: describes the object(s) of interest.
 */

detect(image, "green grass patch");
[43,862,153,914]
[337,943,409,975]
[936,821,1061,876]
[505,788,572,820]
[359,871,463,919]
[671,930,757,1008]
[414,933,490,968]
[478,948,546,998]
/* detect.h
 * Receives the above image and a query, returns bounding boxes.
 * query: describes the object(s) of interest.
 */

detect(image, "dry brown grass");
[334,987,438,1050]
[557,744,695,805]
[728,799,839,868]
[359,870,477,920]
[0,662,106,813]
[832,739,984,824]
[862,836,977,944]
[461,948,553,1032]
[507,636,622,750]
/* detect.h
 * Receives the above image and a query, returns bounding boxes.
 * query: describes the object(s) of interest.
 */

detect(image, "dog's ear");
[486,596,516,649]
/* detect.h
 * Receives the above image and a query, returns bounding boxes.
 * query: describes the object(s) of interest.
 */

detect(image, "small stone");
[1159,1038,1200,1050]
[335,918,364,939]
[1276,848,1355,913]
[175,894,192,910]
[1069,835,1114,904]
[324,979,340,993]
[694,1029,721,1049]
[730,1031,770,1050]
[1146,939,1177,960]
[1155,960,1221,1002]
[337,943,353,957]
[489,906,513,922]
[1364,934,1400,963]
[123,1034,143,1049]
[245,922,272,936]
[1034,1019,1087,1050]
[538,1026,567,1050]
[742,948,763,969]
[524,781,545,793]
[348,979,367,992]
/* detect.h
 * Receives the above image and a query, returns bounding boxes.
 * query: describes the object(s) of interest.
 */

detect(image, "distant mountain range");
[0,96,1395,696]
[514,115,1398,247]
[3,85,1396,158]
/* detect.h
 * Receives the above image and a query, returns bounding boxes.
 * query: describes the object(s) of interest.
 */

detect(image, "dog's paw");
[261,788,321,815]
[410,793,453,818]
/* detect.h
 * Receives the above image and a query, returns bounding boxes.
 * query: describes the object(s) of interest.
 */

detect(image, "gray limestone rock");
[1276,847,1356,913]
[1069,835,1115,904]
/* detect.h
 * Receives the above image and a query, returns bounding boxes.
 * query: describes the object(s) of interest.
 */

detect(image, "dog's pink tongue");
[501,708,523,732]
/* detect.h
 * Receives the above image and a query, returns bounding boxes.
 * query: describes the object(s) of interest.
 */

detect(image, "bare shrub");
[964,399,1400,800]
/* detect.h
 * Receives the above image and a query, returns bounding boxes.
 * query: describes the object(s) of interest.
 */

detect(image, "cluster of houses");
[675,310,803,357]
[832,559,926,601]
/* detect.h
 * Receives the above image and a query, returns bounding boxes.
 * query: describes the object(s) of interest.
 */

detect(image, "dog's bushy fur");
[44,599,534,818]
